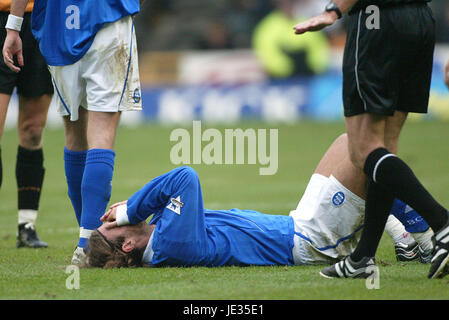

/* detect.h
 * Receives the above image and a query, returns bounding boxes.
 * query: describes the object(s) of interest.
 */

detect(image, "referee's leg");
[345,112,449,278]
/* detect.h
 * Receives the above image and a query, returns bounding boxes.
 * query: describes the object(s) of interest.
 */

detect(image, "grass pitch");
[0,121,448,300]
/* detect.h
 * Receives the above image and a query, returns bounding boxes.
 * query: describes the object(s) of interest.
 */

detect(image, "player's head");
[87,222,150,268]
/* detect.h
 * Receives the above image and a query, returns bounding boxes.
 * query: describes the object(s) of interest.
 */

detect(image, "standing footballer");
[294,0,449,279]
[0,0,53,248]
[3,0,143,264]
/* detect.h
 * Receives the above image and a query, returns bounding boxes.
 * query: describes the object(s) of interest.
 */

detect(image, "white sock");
[411,228,434,252]
[79,227,93,239]
[385,215,415,245]
[18,209,38,227]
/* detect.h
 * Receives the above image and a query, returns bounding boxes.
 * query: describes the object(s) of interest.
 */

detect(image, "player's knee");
[19,121,45,148]
[179,166,199,180]
[335,133,348,147]
[175,166,200,187]
[64,128,88,151]
[348,140,385,171]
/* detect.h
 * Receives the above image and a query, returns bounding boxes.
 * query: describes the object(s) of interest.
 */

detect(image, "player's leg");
[320,114,398,278]
[321,138,366,205]
[0,93,12,190]
[314,133,366,200]
[309,119,432,269]
[63,108,90,265]
[316,130,419,259]
[62,107,89,262]
[320,112,424,277]
[321,111,407,198]
[76,110,120,251]
[15,94,51,248]
[333,128,428,254]
[74,15,141,256]
[389,198,434,263]
[63,108,88,228]
[290,132,370,266]
[13,8,55,248]
[0,9,19,190]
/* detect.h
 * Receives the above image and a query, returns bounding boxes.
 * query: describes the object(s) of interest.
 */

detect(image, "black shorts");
[343,3,435,117]
[0,12,53,97]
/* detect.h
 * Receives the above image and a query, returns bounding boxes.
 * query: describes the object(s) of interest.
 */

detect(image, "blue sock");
[78,237,88,249]
[78,149,115,249]
[64,148,87,226]
[390,198,430,234]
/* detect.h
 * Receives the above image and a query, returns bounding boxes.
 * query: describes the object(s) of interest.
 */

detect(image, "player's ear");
[122,239,136,253]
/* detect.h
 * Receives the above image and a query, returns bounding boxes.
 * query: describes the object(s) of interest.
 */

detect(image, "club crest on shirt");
[332,192,345,207]
[166,196,184,215]
[132,88,141,103]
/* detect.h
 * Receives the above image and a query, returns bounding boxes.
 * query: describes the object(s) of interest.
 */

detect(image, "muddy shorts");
[49,15,142,121]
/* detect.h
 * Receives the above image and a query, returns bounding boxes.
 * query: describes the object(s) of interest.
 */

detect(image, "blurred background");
[5,0,449,127]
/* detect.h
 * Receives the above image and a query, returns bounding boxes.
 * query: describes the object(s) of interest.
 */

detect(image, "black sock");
[364,148,448,233]
[16,146,45,211]
[351,179,395,261]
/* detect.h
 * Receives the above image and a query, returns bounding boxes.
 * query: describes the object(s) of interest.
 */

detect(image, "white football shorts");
[49,15,142,121]
[290,173,365,265]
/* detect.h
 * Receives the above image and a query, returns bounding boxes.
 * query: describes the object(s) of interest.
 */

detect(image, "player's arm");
[102,173,176,228]
[293,0,359,35]
[102,167,203,228]
[10,0,29,15]
[445,59,449,90]
[103,167,209,259]
[2,0,29,72]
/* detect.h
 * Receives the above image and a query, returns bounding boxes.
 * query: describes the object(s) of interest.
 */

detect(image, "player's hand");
[102,221,118,230]
[445,59,449,90]
[2,29,23,73]
[101,206,117,223]
[101,200,127,222]
[293,11,338,35]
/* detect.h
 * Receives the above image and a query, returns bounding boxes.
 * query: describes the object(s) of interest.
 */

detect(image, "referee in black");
[0,1,53,248]
[294,0,449,279]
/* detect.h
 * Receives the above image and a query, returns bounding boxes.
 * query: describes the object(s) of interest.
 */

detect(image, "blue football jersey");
[124,167,296,267]
[31,0,140,66]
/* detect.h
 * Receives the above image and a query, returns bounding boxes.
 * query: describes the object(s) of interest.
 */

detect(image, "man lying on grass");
[87,134,434,275]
